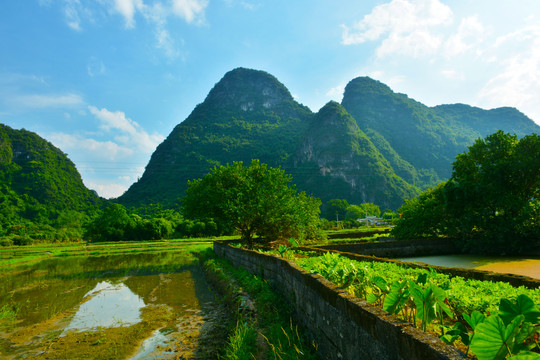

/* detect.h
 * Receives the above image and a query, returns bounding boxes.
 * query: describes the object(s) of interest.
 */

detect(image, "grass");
[205,257,317,359]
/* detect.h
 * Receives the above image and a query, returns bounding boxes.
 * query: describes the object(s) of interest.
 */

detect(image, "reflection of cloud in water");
[64,281,145,332]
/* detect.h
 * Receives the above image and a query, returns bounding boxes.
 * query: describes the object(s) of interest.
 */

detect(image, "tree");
[324,199,349,221]
[393,131,540,254]
[183,160,323,247]
[344,203,381,221]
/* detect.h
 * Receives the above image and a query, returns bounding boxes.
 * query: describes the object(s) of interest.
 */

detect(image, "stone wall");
[214,241,466,360]
[315,238,458,258]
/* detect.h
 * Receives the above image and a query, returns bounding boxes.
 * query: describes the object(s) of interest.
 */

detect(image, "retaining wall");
[214,241,466,360]
[316,238,458,258]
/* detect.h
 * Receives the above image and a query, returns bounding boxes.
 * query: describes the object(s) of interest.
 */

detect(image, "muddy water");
[398,254,540,279]
[0,251,230,359]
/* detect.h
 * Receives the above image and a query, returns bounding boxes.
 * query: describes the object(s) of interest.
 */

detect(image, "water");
[0,248,230,359]
[397,254,540,279]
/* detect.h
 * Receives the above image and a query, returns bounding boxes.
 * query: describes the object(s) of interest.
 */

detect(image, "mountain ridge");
[118,68,540,209]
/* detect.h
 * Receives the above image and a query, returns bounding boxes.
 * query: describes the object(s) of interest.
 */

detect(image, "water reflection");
[63,281,145,332]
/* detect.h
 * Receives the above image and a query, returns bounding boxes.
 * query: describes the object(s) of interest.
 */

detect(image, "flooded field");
[0,242,230,359]
[398,254,540,279]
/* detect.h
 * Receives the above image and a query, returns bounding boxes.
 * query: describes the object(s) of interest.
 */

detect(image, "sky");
[1,0,540,199]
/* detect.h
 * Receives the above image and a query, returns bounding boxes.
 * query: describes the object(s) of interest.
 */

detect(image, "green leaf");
[499,295,540,325]
[508,352,540,359]
[383,281,409,315]
[464,311,486,330]
[371,276,389,293]
[470,315,525,360]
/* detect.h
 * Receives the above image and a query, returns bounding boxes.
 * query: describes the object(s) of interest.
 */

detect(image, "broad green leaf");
[416,273,428,285]
[508,352,540,359]
[499,294,540,325]
[371,276,389,293]
[470,315,525,360]
[367,293,379,304]
[464,311,486,330]
[383,281,408,314]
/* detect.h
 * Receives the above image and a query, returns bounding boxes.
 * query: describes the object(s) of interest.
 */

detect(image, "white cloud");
[477,26,540,122]
[441,69,465,80]
[171,0,208,24]
[113,0,144,28]
[88,106,164,154]
[326,84,345,100]
[49,133,134,161]
[87,57,106,77]
[342,0,453,58]
[85,180,129,199]
[444,16,485,57]
[11,93,84,108]
[64,0,83,31]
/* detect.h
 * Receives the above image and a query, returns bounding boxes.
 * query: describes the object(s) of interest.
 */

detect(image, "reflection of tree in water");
[124,266,232,359]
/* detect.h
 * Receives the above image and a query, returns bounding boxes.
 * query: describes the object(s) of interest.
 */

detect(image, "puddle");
[63,281,146,333]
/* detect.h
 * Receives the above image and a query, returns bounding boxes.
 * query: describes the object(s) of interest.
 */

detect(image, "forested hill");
[341,77,540,187]
[118,68,540,209]
[0,124,103,219]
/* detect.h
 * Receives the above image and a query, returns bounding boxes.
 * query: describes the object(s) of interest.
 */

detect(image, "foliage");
[204,257,317,359]
[183,160,323,247]
[393,131,540,254]
[344,203,381,220]
[295,253,540,359]
[324,199,349,220]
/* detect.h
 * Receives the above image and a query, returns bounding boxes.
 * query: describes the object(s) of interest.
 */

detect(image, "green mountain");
[119,68,540,210]
[0,124,102,222]
[291,101,417,209]
[341,77,540,187]
[118,68,314,206]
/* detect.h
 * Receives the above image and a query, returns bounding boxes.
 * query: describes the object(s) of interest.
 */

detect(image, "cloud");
[87,57,106,77]
[444,16,485,57]
[171,0,208,24]
[113,0,144,28]
[11,93,84,108]
[342,0,453,58]
[326,84,345,100]
[63,0,83,31]
[84,180,129,199]
[88,106,164,154]
[49,133,134,161]
[477,25,540,122]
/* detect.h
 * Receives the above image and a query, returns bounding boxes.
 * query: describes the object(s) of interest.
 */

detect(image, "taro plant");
[469,294,540,360]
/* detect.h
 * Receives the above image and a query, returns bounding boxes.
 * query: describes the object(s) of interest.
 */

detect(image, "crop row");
[295,252,540,359]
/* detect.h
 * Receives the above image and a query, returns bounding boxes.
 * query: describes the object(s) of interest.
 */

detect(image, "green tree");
[344,203,381,221]
[324,199,349,221]
[393,131,540,254]
[85,203,134,242]
[183,160,323,247]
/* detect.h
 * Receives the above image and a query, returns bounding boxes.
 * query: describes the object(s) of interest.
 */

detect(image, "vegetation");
[295,252,540,359]
[393,131,540,254]
[183,159,323,247]
[204,256,317,359]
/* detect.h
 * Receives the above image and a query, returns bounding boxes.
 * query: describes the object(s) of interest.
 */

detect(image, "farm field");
[0,240,230,359]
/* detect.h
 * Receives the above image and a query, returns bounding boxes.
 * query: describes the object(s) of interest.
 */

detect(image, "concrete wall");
[214,241,466,360]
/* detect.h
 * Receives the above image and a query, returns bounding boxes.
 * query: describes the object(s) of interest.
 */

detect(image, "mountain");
[118,68,540,210]
[0,124,102,219]
[291,101,417,208]
[118,68,314,206]
[341,77,540,187]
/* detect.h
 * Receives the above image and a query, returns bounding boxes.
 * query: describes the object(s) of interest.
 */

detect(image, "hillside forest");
[0,68,539,254]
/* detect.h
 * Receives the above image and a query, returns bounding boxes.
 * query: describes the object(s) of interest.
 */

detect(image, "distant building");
[356,216,385,226]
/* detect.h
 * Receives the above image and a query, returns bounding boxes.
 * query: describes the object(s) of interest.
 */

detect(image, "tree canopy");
[183,160,323,247]
[393,131,540,254]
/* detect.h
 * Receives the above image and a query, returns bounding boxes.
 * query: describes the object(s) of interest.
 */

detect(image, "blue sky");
[1,0,540,198]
